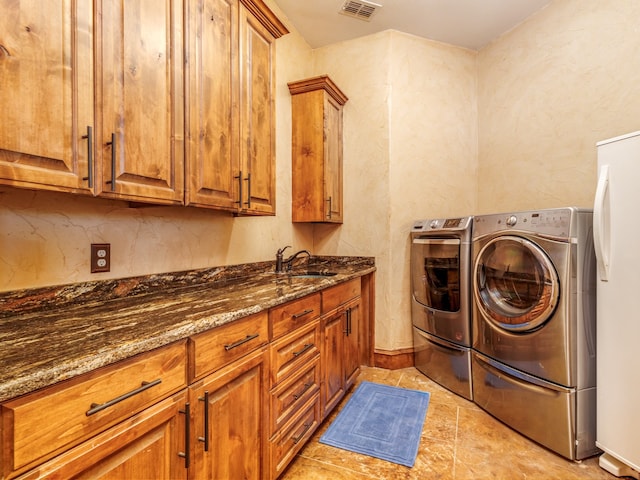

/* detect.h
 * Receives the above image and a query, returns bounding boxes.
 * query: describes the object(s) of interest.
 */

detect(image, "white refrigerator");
[594,131,640,479]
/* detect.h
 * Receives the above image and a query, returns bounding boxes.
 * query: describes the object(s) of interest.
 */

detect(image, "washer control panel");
[473,208,581,238]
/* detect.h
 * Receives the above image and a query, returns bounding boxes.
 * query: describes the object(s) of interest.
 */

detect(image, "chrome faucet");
[275,246,312,273]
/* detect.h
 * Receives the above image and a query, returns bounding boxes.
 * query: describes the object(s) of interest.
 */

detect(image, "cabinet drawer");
[269,356,319,436]
[322,278,360,313]
[269,393,320,479]
[13,391,188,480]
[191,311,268,379]
[270,320,320,386]
[1,341,187,475]
[270,292,320,340]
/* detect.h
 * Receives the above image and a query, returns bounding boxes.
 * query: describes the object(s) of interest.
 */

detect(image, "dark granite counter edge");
[0,257,375,403]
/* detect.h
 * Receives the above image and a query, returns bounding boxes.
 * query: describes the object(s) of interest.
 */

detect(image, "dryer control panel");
[411,216,472,233]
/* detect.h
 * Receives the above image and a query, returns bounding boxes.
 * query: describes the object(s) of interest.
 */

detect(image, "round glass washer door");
[474,235,560,332]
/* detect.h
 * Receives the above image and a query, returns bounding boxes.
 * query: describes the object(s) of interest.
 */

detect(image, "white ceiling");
[273,0,552,50]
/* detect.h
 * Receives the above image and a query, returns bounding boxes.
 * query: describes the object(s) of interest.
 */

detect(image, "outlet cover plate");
[91,243,111,273]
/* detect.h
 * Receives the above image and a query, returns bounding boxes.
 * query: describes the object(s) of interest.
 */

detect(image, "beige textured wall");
[477,0,640,213]
[309,32,477,350]
[3,0,639,355]
[0,7,315,291]
[387,34,477,350]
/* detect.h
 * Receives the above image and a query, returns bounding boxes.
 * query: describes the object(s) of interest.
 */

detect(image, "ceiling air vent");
[339,0,381,22]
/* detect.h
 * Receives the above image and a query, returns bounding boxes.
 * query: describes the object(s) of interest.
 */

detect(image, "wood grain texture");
[289,76,348,223]
[0,0,94,193]
[97,0,184,204]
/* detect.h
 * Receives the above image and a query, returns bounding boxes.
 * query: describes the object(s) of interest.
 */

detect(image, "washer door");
[474,235,560,332]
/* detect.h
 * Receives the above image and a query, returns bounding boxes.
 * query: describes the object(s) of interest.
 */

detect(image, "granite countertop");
[0,256,375,403]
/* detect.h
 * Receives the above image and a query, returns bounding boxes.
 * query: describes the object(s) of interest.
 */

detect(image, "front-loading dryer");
[411,216,473,400]
[471,207,598,460]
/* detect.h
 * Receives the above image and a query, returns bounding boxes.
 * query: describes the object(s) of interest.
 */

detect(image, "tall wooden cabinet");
[288,75,348,223]
[186,0,288,215]
[0,0,94,194]
[97,0,185,204]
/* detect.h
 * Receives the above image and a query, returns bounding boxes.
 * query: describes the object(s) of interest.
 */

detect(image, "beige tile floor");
[281,366,619,480]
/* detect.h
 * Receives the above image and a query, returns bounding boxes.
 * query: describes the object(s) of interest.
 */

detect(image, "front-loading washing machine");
[471,207,598,460]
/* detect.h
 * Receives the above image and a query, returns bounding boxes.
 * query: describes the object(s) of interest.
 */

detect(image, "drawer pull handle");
[292,382,313,400]
[86,379,162,416]
[198,390,210,451]
[293,422,313,444]
[178,402,190,468]
[292,343,314,357]
[224,333,259,351]
[292,309,314,319]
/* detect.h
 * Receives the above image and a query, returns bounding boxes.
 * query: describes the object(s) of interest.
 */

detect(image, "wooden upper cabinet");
[1,0,286,212]
[186,0,287,215]
[289,75,348,223]
[186,0,239,211]
[0,0,94,193]
[238,0,285,215]
[97,0,185,204]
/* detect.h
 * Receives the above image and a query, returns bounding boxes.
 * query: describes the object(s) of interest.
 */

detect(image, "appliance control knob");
[506,215,518,227]
[429,220,438,229]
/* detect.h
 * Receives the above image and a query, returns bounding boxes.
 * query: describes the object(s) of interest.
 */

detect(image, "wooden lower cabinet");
[14,391,189,480]
[189,347,269,480]
[320,306,347,418]
[321,280,362,420]
[344,299,361,388]
[268,393,320,479]
[1,276,372,480]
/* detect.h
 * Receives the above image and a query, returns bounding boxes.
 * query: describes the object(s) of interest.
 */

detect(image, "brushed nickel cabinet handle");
[105,133,116,191]
[244,172,252,208]
[86,378,162,416]
[81,126,93,188]
[178,402,190,468]
[235,170,243,207]
[326,196,332,218]
[292,382,313,400]
[292,343,314,357]
[343,309,352,335]
[224,333,260,351]
[198,390,210,452]
[292,309,314,319]
[292,422,313,444]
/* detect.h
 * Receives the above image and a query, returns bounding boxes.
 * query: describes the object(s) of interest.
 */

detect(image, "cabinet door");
[323,94,343,222]
[190,347,268,480]
[98,0,184,204]
[344,299,361,389]
[16,392,189,480]
[186,0,240,211]
[321,309,346,420]
[0,0,93,193]
[238,2,276,215]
